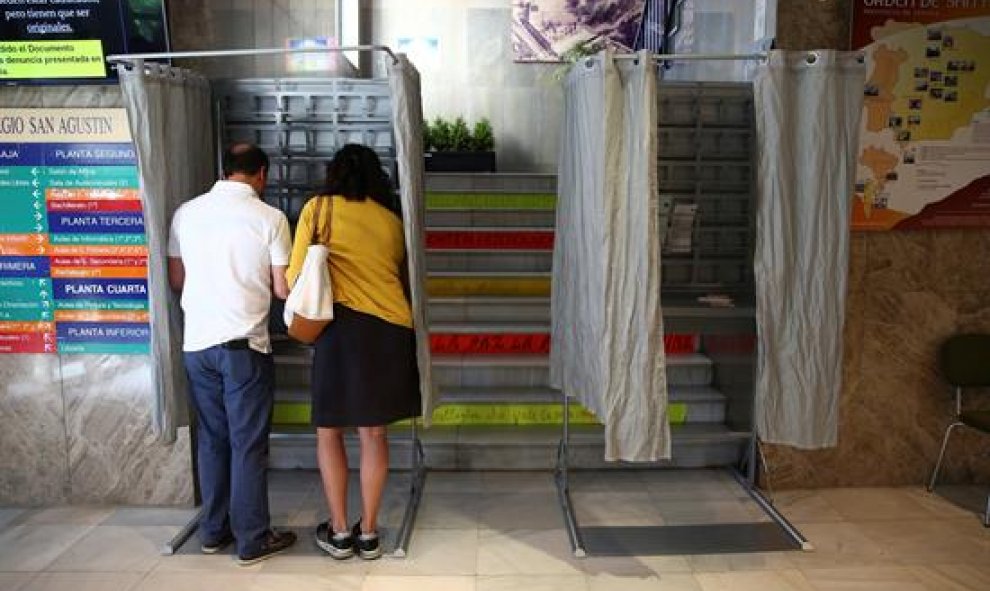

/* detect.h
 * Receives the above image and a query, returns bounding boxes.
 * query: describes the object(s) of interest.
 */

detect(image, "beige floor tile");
[687,551,798,573]
[47,526,175,573]
[414,494,482,529]
[362,575,475,591]
[571,492,665,526]
[908,563,990,591]
[132,571,257,591]
[368,529,477,576]
[0,573,35,591]
[479,574,589,591]
[101,508,198,527]
[943,514,990,539]
[854,519,990,565]
[476,493,561,530]
[480,472,554,494]
[578,555,659,578]
[638,555,695,574]
[257,553,372,576]
[798,566,930,590]
[568,470,651,492]
[587,573,701,591]
[639,471,740,500]
[786,522,895,569]
[655,499,766,526]
[287,507,324,528]
[476,529,583,576]
[0,525,94,572]
[694,569,816,591]
[423,472,486,494]
[19,507,113,526]
[0,509,25,529]
[769,491,844,523]
[251,573,365,591]
[268,470,320,496]
[817,489,934,522]
[268,492,313,524]
[900,488,985,520]
[19,572,144,591]
[152,553,264,573]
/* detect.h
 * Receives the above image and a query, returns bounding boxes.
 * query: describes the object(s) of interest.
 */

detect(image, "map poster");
[852,1,990,230]
[0,108,150,354]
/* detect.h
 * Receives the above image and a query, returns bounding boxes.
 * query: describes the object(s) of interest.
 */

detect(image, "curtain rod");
[612,52,767,61]
[612,51,864,64]
[106,45,399,65]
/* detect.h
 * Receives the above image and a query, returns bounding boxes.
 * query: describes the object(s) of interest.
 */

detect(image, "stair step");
[274,384,725,423]
[426,251,552,273]
[428,296,551,324]
[268,423,749,470]
[275,352,714,389]
[437,386,561,405]
[426,228,554,250]
[431,353,712,390]
[427,272,551,297]
[429,322,549,333]
[427,210,555,228]
[425,173,557,194]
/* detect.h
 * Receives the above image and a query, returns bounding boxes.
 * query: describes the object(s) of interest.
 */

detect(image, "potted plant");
[424,116,497,172]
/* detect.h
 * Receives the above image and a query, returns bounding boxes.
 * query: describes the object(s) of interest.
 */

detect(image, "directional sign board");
[0,108,148,354]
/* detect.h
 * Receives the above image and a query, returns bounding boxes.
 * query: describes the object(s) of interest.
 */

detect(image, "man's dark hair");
[322,144,398,213]
[222,143,269,177]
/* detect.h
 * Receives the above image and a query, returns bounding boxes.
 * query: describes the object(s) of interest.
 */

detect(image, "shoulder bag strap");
[310,196,334,246]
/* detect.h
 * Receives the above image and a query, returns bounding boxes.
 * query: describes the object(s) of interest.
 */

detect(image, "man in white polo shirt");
[167,143,297,565]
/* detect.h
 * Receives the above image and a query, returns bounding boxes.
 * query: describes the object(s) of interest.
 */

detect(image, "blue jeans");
[184,345,274,556]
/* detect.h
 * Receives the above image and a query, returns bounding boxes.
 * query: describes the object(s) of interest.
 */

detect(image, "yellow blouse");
[287,195,412,328]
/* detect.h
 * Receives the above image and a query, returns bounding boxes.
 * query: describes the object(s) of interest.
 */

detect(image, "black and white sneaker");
[352,522,382,560]
[236,529,297,566]
[315,521,354,560]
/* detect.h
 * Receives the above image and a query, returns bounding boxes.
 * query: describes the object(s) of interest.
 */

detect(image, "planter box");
[425,151,497,173]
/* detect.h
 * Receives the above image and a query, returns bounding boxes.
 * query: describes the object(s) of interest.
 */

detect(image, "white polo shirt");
[168,180,291,354]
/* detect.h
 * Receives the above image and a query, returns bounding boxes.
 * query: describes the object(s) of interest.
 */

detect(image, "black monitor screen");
[0,0,169,85]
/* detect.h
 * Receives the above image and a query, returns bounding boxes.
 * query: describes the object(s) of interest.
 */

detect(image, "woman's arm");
[285,199,316,288]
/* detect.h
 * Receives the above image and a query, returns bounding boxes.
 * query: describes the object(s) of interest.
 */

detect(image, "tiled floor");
[1,470,989,590]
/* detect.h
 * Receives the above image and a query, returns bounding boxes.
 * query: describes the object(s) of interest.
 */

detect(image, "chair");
[927,333,990,526]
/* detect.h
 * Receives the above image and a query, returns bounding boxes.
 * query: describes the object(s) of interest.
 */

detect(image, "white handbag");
[283,197,334,344]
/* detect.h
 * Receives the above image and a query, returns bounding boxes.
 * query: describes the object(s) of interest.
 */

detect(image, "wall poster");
[0,108,150,354]
[852,1,990,230]
[511,1,646,62]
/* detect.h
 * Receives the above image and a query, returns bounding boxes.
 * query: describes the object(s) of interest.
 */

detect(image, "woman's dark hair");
[323,144,398,213]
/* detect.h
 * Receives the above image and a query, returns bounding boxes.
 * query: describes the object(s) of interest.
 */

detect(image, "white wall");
[169,0,338,78]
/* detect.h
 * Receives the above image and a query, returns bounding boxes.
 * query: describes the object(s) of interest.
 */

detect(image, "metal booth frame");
[105,45,427,559]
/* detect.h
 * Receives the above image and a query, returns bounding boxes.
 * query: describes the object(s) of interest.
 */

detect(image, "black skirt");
[311,304,422,427]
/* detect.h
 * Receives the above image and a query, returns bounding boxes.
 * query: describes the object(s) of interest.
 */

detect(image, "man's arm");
[271,265,289,300]
[270,213,292,300]
[167,257,185,293]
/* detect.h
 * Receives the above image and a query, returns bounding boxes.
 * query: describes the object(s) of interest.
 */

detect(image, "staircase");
[268,172,754,470]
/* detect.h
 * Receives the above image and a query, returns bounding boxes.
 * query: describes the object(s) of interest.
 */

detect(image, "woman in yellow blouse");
[286,144,420,560]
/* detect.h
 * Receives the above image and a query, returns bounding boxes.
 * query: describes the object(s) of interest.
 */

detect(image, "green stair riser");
[273,401,688,426]
[426,192,556,211]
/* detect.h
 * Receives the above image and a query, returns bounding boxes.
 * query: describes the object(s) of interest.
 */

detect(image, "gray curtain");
[387,55,436,426]
[551,51,670,462]
[118,63,215,443]
[753,50,865,449]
